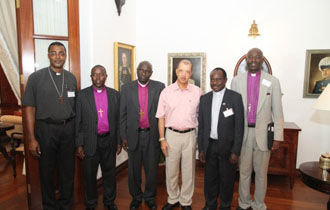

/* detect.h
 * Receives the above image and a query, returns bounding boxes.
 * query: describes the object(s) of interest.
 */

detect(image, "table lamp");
[313,84,330,170]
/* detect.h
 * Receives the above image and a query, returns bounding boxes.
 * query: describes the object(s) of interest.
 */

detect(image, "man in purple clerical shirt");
[231,48,284,210]
[120,61,165,210]
[75,65,121,210]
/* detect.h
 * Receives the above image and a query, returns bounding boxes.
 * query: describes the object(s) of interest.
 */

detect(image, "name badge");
[67,91,75,97]
[223,108,234,118]
[262,79,271,87]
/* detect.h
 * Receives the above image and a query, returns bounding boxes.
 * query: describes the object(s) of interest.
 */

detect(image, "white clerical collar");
[213,88,226,95]
[138,80,149,87]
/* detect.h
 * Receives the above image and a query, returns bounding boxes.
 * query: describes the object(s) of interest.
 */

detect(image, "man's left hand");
[229,153,239,164]
[272,141,280,150]
[116,144,122,155]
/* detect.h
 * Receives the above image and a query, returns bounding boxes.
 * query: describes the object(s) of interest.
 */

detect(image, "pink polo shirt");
[156,82,202,130]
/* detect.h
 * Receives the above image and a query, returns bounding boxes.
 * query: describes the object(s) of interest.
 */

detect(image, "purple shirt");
[138,82,150,128]
[247,71,261,124]
[93,87,110,134]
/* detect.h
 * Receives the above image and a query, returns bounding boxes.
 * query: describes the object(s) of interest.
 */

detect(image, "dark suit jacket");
[75,86,120,156]
[120,80,165,151]
[197,88,244,157]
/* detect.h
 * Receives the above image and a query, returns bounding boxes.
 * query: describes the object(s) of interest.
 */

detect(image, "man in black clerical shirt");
[22,42,77,210]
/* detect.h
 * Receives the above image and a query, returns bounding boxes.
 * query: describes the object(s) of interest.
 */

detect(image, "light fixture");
[248,20,260,38]
[313,84,330,170]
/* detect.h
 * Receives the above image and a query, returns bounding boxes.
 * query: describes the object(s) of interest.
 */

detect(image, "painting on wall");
[114,42,135,91]
[168,52,206,92]
[233,54,272,76]
[303,49,330,98]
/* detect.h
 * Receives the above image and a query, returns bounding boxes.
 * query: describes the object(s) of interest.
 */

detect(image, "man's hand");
[272,141,280,150]
[116,144,122,155]
[199,152,205,163]
[229,153,239,164]
[76,146,85,159]
[29,138,41,158]
[122,138,128,152]
[161,140,170,157]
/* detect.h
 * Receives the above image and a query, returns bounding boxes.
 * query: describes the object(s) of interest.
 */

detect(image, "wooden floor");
[0,155,328,210]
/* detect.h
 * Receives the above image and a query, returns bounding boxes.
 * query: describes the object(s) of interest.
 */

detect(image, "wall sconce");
[248,20,260,38]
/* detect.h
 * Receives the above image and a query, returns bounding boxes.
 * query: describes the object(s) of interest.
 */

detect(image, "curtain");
[0,0,20,104]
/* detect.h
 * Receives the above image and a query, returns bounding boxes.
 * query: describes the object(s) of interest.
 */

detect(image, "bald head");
[246,48,264,73]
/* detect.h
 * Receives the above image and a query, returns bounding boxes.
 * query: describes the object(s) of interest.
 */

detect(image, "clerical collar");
[138,80,149,87]
[248,71,261,77]
[93,86,106,93]
[213,88,226,95]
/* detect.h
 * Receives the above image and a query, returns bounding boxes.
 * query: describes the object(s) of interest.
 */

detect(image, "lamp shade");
[313,84,330,111]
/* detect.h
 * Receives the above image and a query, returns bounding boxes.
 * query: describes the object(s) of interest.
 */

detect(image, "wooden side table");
[299,161,330,210]
[268,122,301,189]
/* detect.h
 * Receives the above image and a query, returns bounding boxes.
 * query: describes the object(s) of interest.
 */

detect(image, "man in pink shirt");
[75,65,122,210]
[156,59,202,210]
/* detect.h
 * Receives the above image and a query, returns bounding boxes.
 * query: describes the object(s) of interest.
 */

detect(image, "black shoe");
[181,205,192,210]
[130,200,142,210]
[236,207,251,210]
[145,200,157,210]
[162,202,180,210]
[106,203,118,210]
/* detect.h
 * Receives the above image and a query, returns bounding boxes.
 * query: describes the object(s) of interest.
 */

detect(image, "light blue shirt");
[210,88,226,139]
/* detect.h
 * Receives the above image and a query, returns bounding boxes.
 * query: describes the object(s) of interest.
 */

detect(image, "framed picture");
[233,54,272,76]
[168,52,206,92]
[303,49,330,98]
[114,42,136,91]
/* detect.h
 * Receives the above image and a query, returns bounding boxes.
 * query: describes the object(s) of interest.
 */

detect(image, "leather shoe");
[106,203,118,210]
[236,207,251,210]
[162,202,180,210]
[145,200,157,210]
[130,200,142,210]
[181,205,192,210]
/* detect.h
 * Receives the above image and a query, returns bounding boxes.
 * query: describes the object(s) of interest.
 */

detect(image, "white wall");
[136,0,330,166]
[80,0,136,167]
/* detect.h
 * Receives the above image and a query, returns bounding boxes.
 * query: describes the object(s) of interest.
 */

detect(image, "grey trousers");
[238,127,271,210]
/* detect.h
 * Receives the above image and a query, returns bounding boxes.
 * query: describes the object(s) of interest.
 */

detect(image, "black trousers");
[128,131,159,202]
[35,120,75,210]
[82,135,116,208]
[204,140,237,210]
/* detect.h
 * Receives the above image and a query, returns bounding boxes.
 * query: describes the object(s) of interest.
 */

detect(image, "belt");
[248,123,256,128]
[138,127,150,132]
[97,132,110,137]
[209,138,218,141]
[168,127,194,133]
[43,117,73,125]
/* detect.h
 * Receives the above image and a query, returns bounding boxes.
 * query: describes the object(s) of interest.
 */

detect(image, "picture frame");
[233,54,272,76]
[114,42,136,91]
[303,49,330,98]
[168,52,206,92]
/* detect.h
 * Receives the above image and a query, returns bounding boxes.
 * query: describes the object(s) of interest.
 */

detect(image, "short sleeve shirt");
[156,82,202,130]
[22,67,77,120]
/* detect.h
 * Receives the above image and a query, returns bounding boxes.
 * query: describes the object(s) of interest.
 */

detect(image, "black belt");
[248,123,256,128]
[97,132,110,137]
[209,138,218,141]
[168,127,194,133]
[43,117,73,125]
[138,127,150,132]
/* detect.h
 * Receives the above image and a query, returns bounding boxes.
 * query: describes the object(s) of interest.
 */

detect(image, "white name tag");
[262,79,271,87]
[223,108,234,118]
[67,91,75,97]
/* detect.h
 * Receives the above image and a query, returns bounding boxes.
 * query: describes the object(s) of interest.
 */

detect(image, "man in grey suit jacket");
[120,61,165,210]
[75,65,121,210]
[231,48,284,210]
[198,68,244,210]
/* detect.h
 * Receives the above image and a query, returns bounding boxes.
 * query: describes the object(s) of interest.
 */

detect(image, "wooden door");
[15,0,82,209]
